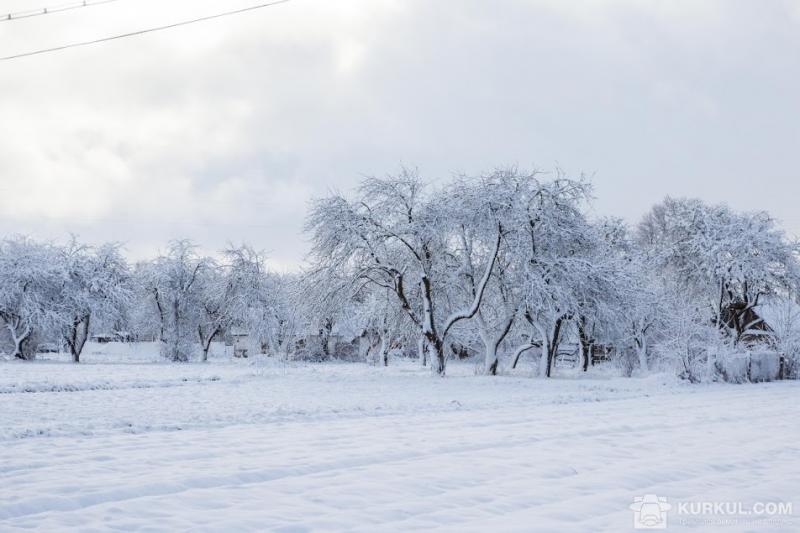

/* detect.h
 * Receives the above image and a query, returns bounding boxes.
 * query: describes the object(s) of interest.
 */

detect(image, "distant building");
[91,333,116,344]
[90,332,134,344]
[230,328,250,358]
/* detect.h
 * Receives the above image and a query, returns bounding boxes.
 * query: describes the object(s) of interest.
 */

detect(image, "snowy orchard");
[306,168,800,380]
[2,168,800,383]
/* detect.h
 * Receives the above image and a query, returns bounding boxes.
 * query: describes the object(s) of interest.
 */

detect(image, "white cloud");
[1,0,799,267]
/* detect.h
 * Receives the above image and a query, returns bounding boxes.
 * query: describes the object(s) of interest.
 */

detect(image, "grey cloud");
[1,0,799,269]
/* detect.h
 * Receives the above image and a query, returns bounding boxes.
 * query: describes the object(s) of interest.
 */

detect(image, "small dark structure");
[719,301,773,345]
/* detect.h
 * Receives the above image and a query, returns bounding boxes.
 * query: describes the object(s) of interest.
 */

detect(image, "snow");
[1,349,798,531]
[749,351,782,382]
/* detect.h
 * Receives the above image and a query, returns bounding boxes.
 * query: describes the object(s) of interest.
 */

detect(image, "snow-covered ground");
[1,347,798,531]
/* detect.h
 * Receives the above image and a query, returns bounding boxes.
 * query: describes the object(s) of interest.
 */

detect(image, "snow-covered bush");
[714,351,750,384]
[748,351,782,382]
[760,298,800,379]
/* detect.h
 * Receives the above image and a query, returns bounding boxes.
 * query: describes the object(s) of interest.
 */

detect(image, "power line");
[0,0,292,62]
[2,0,124,23]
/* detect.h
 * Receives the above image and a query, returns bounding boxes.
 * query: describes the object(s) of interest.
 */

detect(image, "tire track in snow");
[2,388,796,525]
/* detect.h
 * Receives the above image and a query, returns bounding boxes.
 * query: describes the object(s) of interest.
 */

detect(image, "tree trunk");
[636,338,648,373]
[420,275,446,376]
[577,318,592,372]
[8,319,32,360]
[485,344,499,375]
[171,299,186,362]
[544,343,555,378]
[538,317,565,378]
[429,337,446,376]
[417,337,428,367]
[12,335,27,359]
[67,314,91,363]
[478,310,517,376]
[578,341,589,372]
[378,335,389,366]
[538,341,550,377]
[153,289,166,343]
[420,274,446,376]
[320,318,333,359]
[199,326,218,363]
[479,320,498,375]
[18,334,34,360]
[198,326,207,362]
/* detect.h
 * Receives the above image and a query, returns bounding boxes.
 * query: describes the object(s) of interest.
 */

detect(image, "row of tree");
[0,237,298,363]
[305,169,800,379]
[2,168,800,380]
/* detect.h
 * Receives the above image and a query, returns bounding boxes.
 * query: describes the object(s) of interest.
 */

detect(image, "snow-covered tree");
[0,237,62,359]
[446,172,521,375]
[140,240,211,362]
[498,173,596,377]
[258,273,302,358]
[194,260,233,362]
[639,197,800,345]
[57,238,132,363]
[306,168,504,375]
[222,246,302,359]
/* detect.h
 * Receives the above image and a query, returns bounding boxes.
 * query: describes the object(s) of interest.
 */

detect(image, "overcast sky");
[1,0,799,269]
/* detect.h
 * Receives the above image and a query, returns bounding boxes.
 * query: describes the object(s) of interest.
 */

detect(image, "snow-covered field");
[1,349,798,531]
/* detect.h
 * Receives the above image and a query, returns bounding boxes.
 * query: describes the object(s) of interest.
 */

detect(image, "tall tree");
[141,240,211,362]
[0,237,62,359]
[58,239,131,363]
[306,168,504,375]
